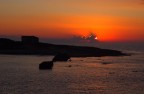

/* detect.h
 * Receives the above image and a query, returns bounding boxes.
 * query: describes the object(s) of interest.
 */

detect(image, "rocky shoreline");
[0,38,128,57]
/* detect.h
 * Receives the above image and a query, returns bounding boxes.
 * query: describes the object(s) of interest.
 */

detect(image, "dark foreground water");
[0,51,144,94]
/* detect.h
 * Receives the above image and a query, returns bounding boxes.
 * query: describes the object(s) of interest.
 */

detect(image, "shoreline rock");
[0,38,128,57]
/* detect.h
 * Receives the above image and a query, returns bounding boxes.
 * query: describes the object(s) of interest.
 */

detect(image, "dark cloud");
[40,33,99,46]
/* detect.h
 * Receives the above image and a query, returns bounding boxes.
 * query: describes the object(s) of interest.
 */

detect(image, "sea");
[0,50,144,94]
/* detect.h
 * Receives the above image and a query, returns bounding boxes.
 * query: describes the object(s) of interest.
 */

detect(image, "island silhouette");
[0,36,127,57]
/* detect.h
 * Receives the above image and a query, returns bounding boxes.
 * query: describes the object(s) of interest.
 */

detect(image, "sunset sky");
[0,0,144,42]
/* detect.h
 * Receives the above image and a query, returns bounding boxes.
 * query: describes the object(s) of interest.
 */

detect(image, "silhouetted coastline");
[0,36,128,57]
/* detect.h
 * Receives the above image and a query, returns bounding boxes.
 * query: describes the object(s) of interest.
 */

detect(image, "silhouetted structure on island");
[0,36,127,57]
[22,36,39,44]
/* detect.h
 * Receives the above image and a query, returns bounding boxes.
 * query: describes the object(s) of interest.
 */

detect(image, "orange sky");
[0,0,144,42]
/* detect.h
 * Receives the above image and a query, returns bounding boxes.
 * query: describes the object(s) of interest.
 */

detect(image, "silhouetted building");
[21,36,39,44]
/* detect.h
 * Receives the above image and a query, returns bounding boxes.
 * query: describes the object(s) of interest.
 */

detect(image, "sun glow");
[95,37,98,40]
[81,32,98,42]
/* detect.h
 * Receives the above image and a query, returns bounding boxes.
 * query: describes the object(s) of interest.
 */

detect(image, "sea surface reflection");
[0,52,144,94]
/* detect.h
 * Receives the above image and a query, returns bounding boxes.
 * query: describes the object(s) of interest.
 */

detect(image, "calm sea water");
[0,51,144,94]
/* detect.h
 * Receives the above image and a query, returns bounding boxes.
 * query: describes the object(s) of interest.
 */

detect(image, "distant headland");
[0,36,127,57]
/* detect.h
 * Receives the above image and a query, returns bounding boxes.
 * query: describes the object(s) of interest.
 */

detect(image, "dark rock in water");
[68,65,72,67]
[39,61,53,70]
[101,62,112,65]
[53,53,71,62]
[39,53,71,70]
[132,70,138,72]
[109,72,115,74]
